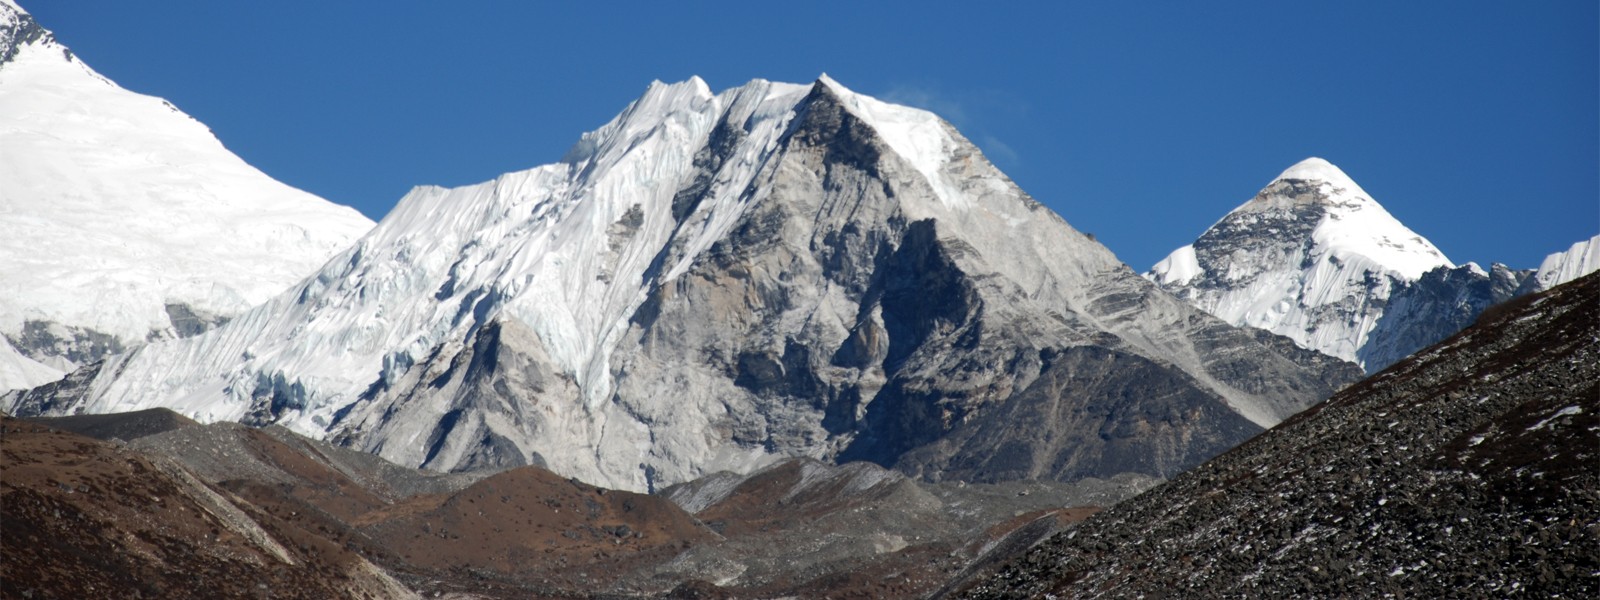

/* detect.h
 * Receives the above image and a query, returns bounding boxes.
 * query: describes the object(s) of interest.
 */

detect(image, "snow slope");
[1527,234,1600,292]
[0,1,373,391]
[1147,158,1453,368]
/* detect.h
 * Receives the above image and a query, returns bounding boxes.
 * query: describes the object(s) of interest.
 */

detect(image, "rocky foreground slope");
[0,416,417,599]
[957,272,1600,598]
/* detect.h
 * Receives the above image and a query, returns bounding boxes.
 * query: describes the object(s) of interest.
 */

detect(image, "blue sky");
[25,0,1598,270]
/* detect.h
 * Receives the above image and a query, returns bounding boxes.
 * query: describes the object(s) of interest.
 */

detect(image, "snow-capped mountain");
[1145,157,1594,373]
[1146,158,1459,370]
[0,1,373,391]
[1522,234,1600,293]
[10,76,1357,492]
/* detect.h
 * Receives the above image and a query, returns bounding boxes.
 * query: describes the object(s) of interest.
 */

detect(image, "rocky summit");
[957,272,1600,598]
[9,76,1358,492]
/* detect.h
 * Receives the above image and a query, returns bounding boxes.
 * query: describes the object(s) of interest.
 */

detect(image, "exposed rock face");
[13,77,1358,492]
[958,272,1600,599]
[1359,262,1529,370]
[333,318,576,474]
[884,344,1262,484]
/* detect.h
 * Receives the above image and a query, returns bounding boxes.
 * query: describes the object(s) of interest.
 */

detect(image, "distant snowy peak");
[1228,157,1452,279]
[1146,157,1452,368]
[0,0,373,391]
[1527,234,1600,292]
[1150,157,1450,288]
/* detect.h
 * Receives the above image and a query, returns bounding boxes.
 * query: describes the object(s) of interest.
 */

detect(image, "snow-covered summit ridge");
[0,0,373,391]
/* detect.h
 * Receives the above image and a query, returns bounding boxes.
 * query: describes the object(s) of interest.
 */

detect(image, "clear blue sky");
[25,0,1598,270]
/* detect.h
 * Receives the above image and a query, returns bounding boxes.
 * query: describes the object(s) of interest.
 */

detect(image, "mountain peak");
[1228,158,1451,278]
[815,72,847,92]
[1147,158,1453,368]
[1,0,62,67]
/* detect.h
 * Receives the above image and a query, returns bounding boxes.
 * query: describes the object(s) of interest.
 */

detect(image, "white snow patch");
[0,336,63,392]
[1148,244,1202,286]
[1527,406,1583,432]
